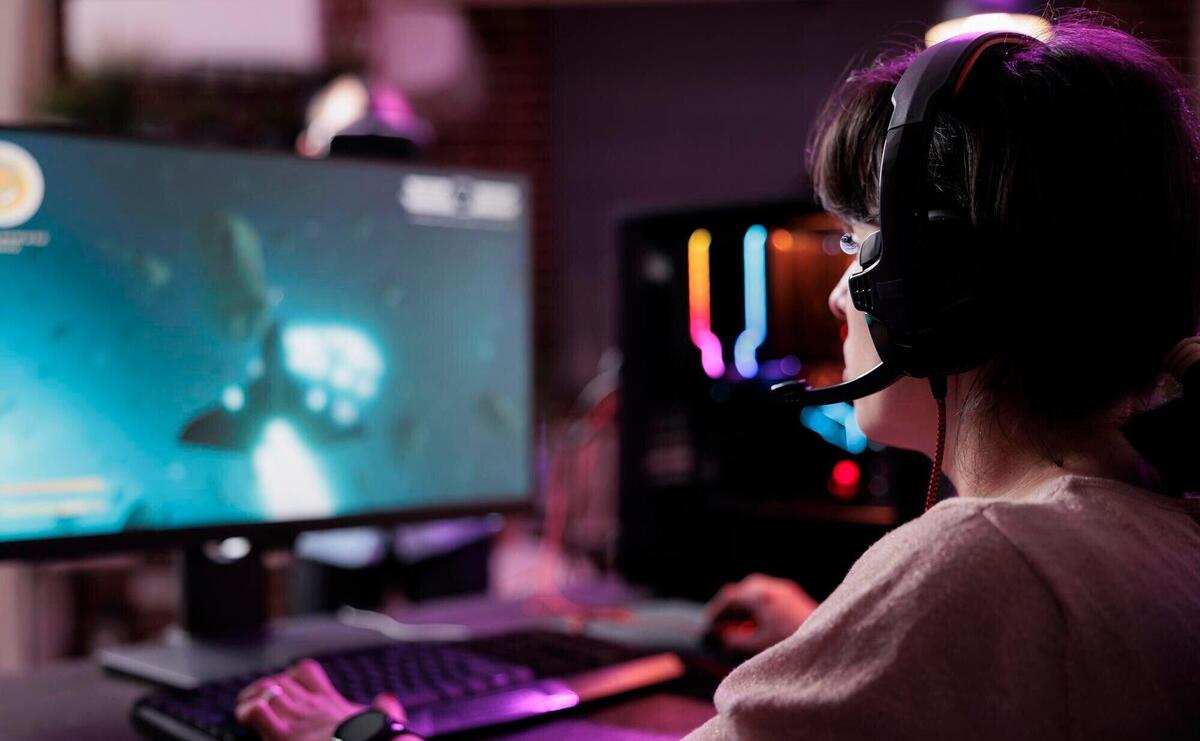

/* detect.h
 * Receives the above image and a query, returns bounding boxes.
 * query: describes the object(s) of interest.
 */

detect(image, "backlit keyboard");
[131,630,685,740]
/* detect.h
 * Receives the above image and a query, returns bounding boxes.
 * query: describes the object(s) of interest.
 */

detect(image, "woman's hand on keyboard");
[235,659,414,741]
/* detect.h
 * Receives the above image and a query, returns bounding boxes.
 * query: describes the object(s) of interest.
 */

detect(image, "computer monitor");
[0,127,533,563]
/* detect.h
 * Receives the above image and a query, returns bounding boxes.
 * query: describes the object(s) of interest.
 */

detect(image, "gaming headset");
[771,31,1041,507]
[772,30,1039,406]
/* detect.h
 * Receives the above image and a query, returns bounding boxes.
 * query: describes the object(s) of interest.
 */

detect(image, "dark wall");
[548,0,942,392]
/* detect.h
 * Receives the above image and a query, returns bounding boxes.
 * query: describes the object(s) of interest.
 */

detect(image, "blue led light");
[844,407,868,454]
[734,225,768,378]
[800,402,869,454]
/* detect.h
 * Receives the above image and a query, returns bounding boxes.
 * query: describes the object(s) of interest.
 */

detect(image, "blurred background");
[0,0,1191,677]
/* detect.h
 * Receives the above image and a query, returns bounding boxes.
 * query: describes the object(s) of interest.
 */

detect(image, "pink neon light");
[688,229,725,379]
[691,321,726,379]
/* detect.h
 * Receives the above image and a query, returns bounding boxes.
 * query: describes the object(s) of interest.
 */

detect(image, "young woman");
[689,14,1200,739]
[238,14,1200,740]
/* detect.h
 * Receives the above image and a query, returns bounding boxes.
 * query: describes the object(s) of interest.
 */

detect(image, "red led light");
[829,459,861,500]
[832,460,860,487]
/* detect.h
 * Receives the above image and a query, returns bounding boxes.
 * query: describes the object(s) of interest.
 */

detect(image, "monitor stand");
[97,542,387,689]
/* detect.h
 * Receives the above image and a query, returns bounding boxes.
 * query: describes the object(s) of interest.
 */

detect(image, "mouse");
[701,604,758,653]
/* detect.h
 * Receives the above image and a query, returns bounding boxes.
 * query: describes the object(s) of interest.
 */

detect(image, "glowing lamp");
[298,75,369,157]
[925,13,1051,47]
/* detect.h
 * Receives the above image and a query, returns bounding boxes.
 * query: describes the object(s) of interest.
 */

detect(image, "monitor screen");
[0,129,532,552]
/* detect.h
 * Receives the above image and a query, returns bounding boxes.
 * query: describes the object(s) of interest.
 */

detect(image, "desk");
[2,589,719,740]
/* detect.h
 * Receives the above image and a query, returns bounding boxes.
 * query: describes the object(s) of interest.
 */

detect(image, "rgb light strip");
[734,225,768,378]
[687,228,726,379]
[800,402,869,454]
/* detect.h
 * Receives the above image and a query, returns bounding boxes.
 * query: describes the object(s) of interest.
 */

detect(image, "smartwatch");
[333,709,423,741]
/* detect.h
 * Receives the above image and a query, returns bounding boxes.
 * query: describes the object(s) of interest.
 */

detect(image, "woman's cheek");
[843,310,911,449]
[852,393,883,438]
[844,316,887,441]
[843,304,881,378]
[855,377,937,454]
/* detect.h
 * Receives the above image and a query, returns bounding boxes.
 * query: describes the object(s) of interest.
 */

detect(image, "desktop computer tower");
[617,200,930,601]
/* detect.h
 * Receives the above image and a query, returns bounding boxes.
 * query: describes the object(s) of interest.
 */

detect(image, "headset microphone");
[771,362,900,406]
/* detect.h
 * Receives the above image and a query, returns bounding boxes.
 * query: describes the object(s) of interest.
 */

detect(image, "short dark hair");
[809,13,1200,460]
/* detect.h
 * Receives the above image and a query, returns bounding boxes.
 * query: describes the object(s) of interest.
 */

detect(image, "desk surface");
[2,588,719,741]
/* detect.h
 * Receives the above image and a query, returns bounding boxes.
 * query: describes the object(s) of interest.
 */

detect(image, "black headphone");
[773,31,1040,407]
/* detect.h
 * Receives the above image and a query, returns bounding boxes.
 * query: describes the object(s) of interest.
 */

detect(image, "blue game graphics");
[0,131,532,544]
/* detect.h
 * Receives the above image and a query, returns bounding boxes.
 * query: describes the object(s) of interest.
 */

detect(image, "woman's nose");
[829,268,852,321]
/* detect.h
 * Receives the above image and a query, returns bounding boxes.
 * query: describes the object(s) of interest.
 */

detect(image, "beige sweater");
[686,475,1200,740]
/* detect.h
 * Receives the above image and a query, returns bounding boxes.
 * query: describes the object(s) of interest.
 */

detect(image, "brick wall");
[324,2,561,405]
[420,10,559,405]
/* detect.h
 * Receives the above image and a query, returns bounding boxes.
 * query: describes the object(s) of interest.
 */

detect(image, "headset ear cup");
[921,214,990,373]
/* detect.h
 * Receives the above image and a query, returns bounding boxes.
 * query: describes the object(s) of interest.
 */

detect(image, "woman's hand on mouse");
[235,659,417,741]
[706,573,819,654]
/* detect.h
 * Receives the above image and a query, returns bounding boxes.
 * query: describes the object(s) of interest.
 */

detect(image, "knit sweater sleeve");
[685,500,1068,741]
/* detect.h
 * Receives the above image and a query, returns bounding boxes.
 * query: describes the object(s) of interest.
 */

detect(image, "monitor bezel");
[0,125,536,561]
[0,499,531,560]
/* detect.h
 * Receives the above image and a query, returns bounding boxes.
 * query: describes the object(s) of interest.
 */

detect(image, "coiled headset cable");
[925,376,948,511]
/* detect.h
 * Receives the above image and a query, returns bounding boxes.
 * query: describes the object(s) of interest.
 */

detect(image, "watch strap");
[332,709,424,741]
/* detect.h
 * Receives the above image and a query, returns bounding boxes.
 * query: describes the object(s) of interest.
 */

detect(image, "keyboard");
[130,630,686,740]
